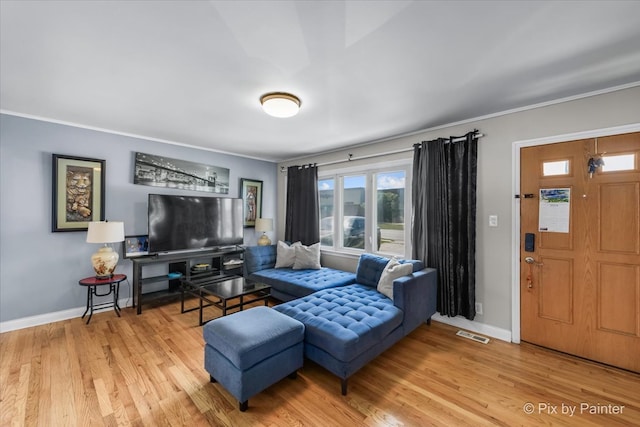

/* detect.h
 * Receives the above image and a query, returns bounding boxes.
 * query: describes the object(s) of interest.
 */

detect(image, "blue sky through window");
[318,179,334,191]
[377,171,405,189]
[344,175,365,189]
[319,171,405,191]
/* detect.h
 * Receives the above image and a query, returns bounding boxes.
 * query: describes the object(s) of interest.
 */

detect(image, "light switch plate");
[489,215,498,227]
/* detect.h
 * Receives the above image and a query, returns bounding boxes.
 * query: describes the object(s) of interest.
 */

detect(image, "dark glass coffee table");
[181,275,271,325]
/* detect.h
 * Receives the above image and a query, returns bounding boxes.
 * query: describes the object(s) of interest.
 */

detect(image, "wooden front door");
[520,131,640,372]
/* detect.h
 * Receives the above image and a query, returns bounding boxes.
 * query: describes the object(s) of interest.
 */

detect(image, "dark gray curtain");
[412,131,478,320]
[285,164,319,245]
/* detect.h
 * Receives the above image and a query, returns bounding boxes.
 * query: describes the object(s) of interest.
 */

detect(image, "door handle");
[524,256,543,266]
[524,257,543,289]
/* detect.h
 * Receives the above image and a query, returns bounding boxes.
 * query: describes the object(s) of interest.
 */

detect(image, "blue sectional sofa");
[243,245,437,394]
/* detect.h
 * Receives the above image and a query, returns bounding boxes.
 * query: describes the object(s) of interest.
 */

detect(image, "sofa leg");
[210,375,217,383]
[426,318,432,325]
[239,400,248,412]
[341,378,348,396]
[288,371,297,379]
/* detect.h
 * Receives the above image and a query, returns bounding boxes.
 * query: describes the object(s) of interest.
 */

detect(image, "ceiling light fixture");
[260,92,301,118]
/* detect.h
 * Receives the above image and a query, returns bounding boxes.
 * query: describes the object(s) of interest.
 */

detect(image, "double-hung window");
[318,162,411,257]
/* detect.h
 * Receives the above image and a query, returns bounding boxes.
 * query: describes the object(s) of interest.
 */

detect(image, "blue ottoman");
[203,306,304,411]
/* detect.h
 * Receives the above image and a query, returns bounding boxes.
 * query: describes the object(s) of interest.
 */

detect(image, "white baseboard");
[432,313,512,342]
[0,297,133,333]
[2,301,512,340]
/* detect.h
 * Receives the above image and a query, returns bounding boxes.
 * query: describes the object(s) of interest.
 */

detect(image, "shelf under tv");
[131,247,244,315]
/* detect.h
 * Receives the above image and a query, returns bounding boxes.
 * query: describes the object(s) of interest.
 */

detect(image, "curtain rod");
[418,129,483,145]
[280,130,483,172]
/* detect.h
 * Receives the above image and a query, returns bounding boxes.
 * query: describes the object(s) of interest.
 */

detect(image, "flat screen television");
[148,194,244,254]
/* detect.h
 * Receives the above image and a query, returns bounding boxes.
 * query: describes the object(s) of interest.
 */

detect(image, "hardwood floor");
[1,299,639,426]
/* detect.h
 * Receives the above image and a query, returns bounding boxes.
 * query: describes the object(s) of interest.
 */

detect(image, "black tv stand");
[131,247,244,314]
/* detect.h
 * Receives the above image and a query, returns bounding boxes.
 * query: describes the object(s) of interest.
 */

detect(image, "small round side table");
[78,274,127,324]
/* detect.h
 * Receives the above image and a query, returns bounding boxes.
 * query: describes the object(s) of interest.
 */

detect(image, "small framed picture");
[52,154,106,232]
[123,235,149,258]
[240,178,263,227]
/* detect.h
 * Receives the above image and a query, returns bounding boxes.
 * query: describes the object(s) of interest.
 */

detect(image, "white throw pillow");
[293,242,321,270]
[274,241,301,268]
[377,257,413,300]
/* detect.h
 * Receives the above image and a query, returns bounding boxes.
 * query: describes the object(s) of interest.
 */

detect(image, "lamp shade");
[86,221,125,243]
[255,218,273,232]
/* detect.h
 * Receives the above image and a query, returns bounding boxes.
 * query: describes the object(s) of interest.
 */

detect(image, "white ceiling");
[2,1,640,162]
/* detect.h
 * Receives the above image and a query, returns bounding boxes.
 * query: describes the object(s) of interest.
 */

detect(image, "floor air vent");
[456,330,490,344]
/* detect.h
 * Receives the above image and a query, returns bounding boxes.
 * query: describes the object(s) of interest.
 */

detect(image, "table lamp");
[86,221,125,278]
[255,218,273,246]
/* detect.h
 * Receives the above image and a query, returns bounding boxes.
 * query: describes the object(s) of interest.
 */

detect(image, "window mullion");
[366,172,374,252]
[337,175,344,248]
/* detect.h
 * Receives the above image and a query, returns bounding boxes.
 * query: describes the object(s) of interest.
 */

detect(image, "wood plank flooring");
[1,299,639,426]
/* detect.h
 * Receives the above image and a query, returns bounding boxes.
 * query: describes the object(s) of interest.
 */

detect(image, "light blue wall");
[0,114,277,323]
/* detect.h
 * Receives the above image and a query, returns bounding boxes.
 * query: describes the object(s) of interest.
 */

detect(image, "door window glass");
[601,154,635,172]
[543,160,570,176]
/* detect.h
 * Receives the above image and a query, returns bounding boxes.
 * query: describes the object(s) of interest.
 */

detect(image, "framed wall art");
[240,178,263,227]
[133,152,230,194]
[123,235,149,258]
[52,154,105,232]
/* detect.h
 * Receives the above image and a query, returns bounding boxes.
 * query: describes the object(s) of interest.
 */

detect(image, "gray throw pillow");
[274,241,301,268]
[377,257,413,300]
[293,243,321,269]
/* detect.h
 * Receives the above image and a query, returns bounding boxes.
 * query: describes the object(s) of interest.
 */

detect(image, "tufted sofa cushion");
[273,284,403,362]
[243,244,277,276]
[250,267,356,299]
[355,253,425,288]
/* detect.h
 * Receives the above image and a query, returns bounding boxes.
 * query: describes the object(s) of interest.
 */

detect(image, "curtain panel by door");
[412,131,478,320]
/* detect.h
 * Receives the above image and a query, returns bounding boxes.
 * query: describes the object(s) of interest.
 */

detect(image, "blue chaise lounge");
[243,244,357,301]
[244,245,437,394]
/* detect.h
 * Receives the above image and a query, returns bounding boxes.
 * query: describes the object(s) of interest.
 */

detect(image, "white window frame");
[318,159,412,258]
